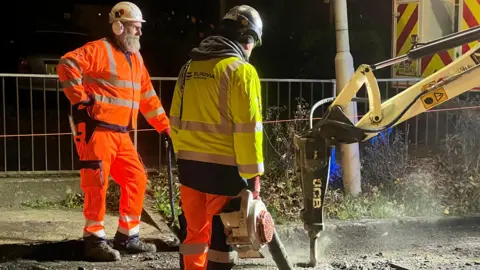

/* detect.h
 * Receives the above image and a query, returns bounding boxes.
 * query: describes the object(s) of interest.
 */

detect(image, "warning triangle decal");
[434,92,444,101]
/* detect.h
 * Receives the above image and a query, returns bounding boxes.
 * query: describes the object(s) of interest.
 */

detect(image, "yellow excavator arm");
[294,25,480,267]
[333,44,480,142]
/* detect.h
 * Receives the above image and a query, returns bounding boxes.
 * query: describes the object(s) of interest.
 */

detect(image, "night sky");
[9,0,393,79]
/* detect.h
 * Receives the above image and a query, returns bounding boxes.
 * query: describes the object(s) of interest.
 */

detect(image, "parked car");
[11,29,92,92]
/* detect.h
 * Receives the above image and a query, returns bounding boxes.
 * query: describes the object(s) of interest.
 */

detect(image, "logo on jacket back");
[186,71,215,80]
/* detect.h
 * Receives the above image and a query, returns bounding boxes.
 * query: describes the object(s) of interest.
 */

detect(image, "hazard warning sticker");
[420,88,448,110]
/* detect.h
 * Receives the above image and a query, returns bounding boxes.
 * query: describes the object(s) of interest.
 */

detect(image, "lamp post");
[333,0,362,196]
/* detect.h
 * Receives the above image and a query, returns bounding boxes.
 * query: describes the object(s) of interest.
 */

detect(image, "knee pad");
[219,189,275,259]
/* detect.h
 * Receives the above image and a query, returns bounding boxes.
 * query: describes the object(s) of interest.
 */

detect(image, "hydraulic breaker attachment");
[295,104,366,266]
[294,134,331,267]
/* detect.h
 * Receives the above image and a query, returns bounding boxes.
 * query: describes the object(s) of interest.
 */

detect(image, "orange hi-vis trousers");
[179,185,238,270]
[74,121,148,241]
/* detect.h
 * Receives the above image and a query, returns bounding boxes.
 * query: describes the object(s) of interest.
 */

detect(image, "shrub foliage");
[53,96,480,223]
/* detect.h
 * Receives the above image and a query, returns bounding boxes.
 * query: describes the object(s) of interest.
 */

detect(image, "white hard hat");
[109,1,145,23]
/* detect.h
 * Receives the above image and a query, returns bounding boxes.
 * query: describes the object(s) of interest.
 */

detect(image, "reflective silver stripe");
[207,249,237,263]
[177,150,237,166]
[170,115,232,134]
[144,107,165,119]
[174,121,263,135]
[234,122,263,133]
[177,59,246,134]
[60,78,82,88]
[180,121,233,134]
[141,89,157,100]
[102,39,118,80]
[100,39,141,90]
[170,115,180,127]
[238,162,264,174]
[218,60,245,126]
[84,76,141,90]
[119,215,141,223]
[178,150,263,172]
[117,224,140,236]
[58,57,82,73]
[179,243,209,255]
[94,94,139,109]
[83,220,106,238]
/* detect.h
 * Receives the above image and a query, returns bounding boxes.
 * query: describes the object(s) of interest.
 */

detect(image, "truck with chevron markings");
[392,0,479,88]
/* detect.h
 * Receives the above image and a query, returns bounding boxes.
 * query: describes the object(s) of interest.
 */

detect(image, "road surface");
[0,208,479,269]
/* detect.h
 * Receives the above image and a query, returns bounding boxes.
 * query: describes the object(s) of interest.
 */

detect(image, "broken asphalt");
[0,207,479,269]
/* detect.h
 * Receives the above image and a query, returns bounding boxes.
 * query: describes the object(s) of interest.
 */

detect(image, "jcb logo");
[313,178,322,208]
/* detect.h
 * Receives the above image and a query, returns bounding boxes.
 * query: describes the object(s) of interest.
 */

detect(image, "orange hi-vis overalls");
[57,37,170,242]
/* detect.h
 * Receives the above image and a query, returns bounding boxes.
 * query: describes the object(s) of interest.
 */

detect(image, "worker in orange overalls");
[56,1,170,262]
[169,5,264,270]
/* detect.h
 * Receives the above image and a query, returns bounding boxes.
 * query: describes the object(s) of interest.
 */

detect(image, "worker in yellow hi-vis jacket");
[169,5,264,270]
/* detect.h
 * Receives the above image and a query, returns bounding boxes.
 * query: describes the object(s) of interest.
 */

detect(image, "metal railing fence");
[0,73,476,174]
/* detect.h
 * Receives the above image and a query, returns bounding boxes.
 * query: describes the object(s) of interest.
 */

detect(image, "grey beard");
[120,35,141,53]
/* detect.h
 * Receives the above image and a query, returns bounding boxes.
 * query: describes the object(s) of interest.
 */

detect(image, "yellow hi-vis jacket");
[169,56,264,179]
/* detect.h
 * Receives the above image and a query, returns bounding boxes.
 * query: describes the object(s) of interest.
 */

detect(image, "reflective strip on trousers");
[93,93,140,109]
[83,219,106,238]
[207,249,237,263]
[119,215,141,223]
[117,215,141,236]
[117,225,140,236]
[179,243,209,255]
[177,150,264,174]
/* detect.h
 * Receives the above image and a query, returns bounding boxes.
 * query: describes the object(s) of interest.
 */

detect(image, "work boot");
[85,241,121,262]
[113,233,157,254]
